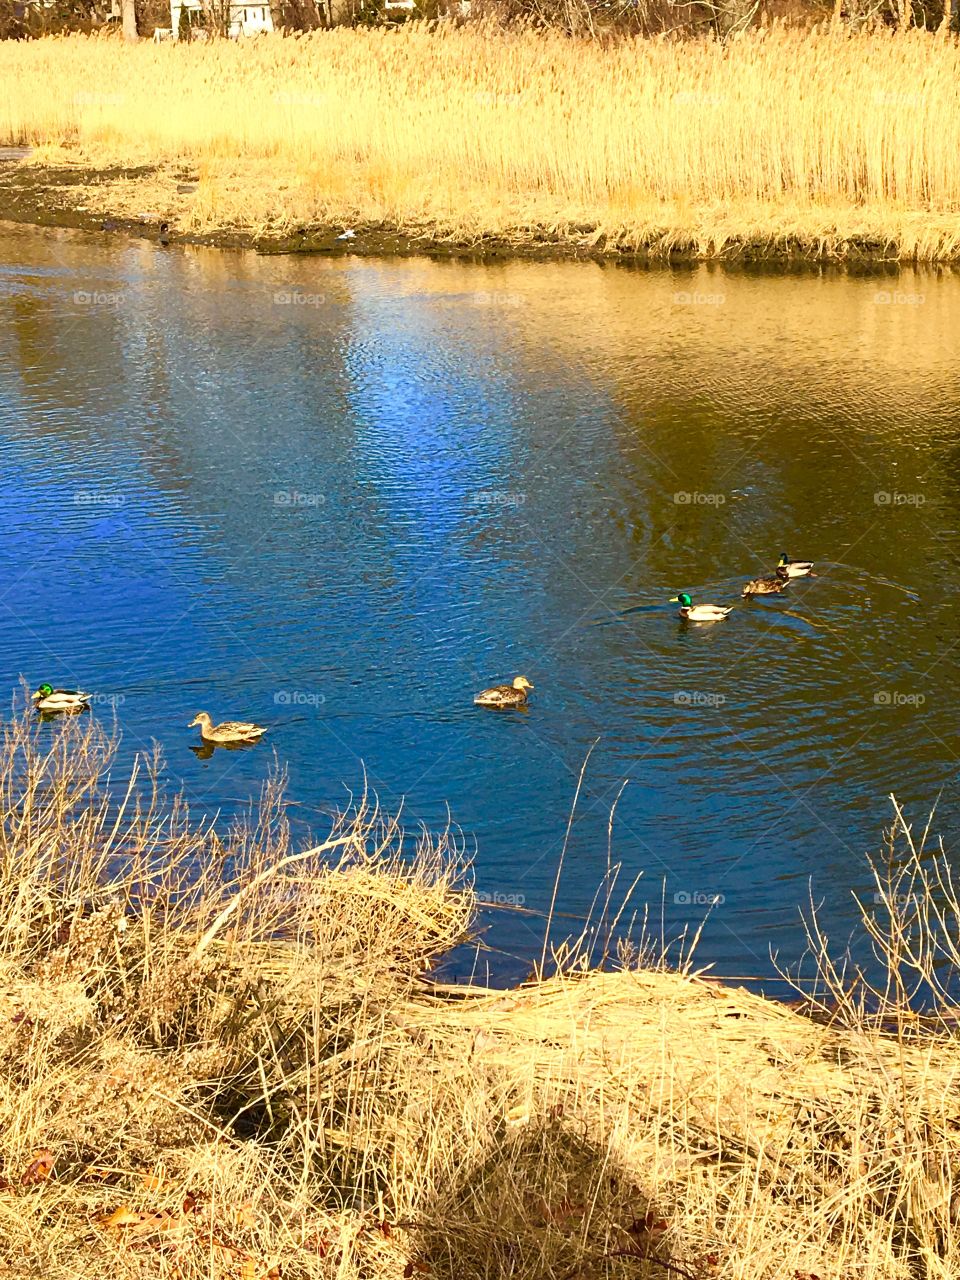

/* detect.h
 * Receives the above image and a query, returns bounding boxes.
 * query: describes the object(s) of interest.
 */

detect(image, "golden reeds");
[2,24,960,256]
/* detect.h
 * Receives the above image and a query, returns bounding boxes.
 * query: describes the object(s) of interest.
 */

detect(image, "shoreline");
[0,156,942,268]
[0,678,958,1276]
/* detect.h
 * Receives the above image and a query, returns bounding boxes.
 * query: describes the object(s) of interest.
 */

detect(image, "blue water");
[3,222,960,986]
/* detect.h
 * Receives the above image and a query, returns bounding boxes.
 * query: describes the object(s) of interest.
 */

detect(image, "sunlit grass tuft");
[3,713,960,1277]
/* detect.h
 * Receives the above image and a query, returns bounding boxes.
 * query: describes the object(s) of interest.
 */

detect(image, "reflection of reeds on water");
[3,26,960,257]
[3,712,960,1277]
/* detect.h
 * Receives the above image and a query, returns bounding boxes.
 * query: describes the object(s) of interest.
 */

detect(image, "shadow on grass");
[417,1118,682,1280]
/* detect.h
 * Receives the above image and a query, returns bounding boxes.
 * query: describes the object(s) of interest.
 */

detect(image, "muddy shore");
[0,153,919,269]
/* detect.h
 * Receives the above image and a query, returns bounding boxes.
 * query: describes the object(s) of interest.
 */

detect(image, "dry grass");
[2,24,960,256]
[3,713,960,1278]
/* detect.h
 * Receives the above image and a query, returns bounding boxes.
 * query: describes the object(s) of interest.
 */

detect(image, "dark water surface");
[2,223,958,986]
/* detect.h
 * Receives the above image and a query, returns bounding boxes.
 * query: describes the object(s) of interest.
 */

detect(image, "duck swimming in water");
[743,575,788,597]
[777,553,814,579]
[188,712,267,744]
[670,593,732,622]
[32,683,92,714]
[473,676,534,709]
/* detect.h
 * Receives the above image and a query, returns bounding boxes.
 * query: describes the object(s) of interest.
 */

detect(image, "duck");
[188,712,267,744]
[777,553,814,579]
[473,676,534,709]
[32,683,92,714]
[670,593,732,622]
[742,575,788,597]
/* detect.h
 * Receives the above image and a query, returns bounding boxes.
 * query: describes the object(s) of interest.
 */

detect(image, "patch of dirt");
[0,156,906,265]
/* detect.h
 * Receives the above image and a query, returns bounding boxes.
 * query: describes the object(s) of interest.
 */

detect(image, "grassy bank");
[2,714,960,1278]
[2,24,960,259]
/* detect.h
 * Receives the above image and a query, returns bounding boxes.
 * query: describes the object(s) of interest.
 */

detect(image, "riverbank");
[3,26,960,262]
[2,714,960,1279]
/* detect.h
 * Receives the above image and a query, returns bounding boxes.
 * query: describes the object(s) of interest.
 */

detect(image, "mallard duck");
[669,593,732,622]
[32,683,92,713]
[742,575,788,597]
[188,712,267,744]
[777,553,814,579]
[473,676,534,709]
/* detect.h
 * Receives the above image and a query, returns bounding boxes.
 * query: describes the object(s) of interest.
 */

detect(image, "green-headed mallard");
[777,553,814,579]
[474,676,534,709]
[670,593,732,622]
[32,683,91,714]
[743,575,788,597]
[188,712,267,744]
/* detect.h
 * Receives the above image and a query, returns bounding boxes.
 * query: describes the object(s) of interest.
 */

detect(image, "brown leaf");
[302,1232,330,1257]
[96,1205,187,1236]
[538,1196,585,1224]
[403,1264,431,1277]
[626,1211,668,1237]
[130,1209,187,1236]
[235,1200,257,1229]
[20,1150,55,1186]
[97,1205,150,1229]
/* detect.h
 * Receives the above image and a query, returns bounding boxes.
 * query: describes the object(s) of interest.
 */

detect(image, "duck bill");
[669,596,680,603]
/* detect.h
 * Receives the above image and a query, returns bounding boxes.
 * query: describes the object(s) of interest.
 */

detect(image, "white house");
[170,0,274,38]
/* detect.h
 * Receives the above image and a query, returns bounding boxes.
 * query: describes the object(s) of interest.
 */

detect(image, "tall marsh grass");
[3,713,960,1277]
[2,24,960,256]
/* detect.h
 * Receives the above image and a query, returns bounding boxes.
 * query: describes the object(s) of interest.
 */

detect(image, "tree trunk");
[121,0,138,40]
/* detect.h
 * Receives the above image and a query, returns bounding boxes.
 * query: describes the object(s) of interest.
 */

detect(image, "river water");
[2,222,958,986]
